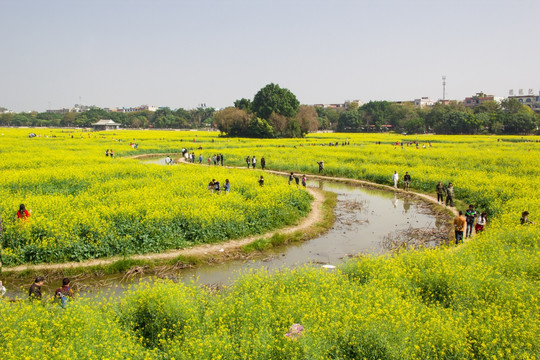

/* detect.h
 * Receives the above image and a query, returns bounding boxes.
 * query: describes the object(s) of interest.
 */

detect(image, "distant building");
[463,92,495,107]
[46,104,96,114]
[414,97,434,108]
[46,108,71,114]
[508,90,540,113]
[314,100,362,109]
[110,104,158,113]
[92,119,121,131]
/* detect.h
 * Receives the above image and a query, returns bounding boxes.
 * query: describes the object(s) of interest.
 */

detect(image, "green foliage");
[252,83,300,120]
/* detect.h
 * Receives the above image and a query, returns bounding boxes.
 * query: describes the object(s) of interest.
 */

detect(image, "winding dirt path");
[4,154,457,273]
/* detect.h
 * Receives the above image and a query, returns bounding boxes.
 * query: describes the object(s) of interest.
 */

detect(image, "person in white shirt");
[392,171,399,188]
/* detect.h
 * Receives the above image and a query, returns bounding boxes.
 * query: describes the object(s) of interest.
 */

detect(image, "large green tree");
[251,83,299,120]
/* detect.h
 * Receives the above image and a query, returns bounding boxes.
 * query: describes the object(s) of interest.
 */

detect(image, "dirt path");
[4,154,457,273]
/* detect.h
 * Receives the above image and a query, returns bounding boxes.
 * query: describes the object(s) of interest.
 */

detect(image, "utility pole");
[442,76,446,100]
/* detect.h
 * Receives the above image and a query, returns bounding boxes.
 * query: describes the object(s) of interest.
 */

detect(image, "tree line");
[332,98,539,135]
[0,107,215,129]
[1,85,538,135]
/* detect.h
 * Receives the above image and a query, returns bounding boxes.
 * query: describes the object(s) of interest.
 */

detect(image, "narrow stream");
[4,162,448,299]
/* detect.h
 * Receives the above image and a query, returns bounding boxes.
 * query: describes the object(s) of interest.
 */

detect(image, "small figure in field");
[288,172,294,185]
[475,212,487,232]
[252,156,257,169]
[453,211,466,244]
[403,172,411,191]
[465,205,477,238]
[260,156,266,170]
[199,154,203,164]
[220,153,224,166]
[301,175,307,187]
[109,149,114,158]
[224,179,230,193]
[295,175,300,186]
[165,156,171,165]
[317,161,324,173]
[258,176,264,186]
[208,179,215,194]
[105,149,109,157]
[436,181,444,204]
[392,171,399,188]
[246,156,251,168]
[520,211,534,225]
[0,280,6,297]
[208,157,211,166]
[214,180,221,195]
[29,276,45,301]
[17,204,31,220]
[445,183,454,207]
[55,278,74,308]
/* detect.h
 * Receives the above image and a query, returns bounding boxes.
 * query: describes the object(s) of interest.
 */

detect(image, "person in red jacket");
[16,204,30,219]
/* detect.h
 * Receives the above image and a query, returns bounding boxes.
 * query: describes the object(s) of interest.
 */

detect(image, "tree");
[234,98,252,112]
[214,107,251,136]
[296,105,319,135]
[268,112,288,136]
[403,117,426,134]
[337,110,361,132]
[248,117,274,138]
[361,101,392,130]
[252,83,299,120]
[503,113,538,134]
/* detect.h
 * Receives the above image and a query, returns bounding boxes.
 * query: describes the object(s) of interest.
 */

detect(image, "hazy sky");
[1,0,539,112]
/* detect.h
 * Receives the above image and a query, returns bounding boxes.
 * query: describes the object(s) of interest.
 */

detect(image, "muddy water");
[4,166,447,299]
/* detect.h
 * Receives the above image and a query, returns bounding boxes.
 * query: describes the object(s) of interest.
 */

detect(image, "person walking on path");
[317,161,324,173]
[476,212,487,232]
[224,179,230,193]
[465,205,477,238]
[199,154,203,164]
[445,183,455,207]
[220,153,224,166]
[403,172,411,191]
[288,172,294,185]
[55,278,74,308]
[436,181,444,204]
[453,211,466,244]
[29,276,44,301]
[246,156,251,168]
[301,175,307,187]
[252,156,257,169]
[392,171,399,188]
[260,156,266,170]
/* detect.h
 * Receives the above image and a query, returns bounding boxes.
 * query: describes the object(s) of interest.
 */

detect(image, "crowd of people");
[207,179,230,194]
[452,205,489,244]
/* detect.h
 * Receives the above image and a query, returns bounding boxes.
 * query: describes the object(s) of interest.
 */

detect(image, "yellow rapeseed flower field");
[0,128,538,359]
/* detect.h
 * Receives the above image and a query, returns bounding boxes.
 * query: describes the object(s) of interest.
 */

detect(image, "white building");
[414,97,434,108]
